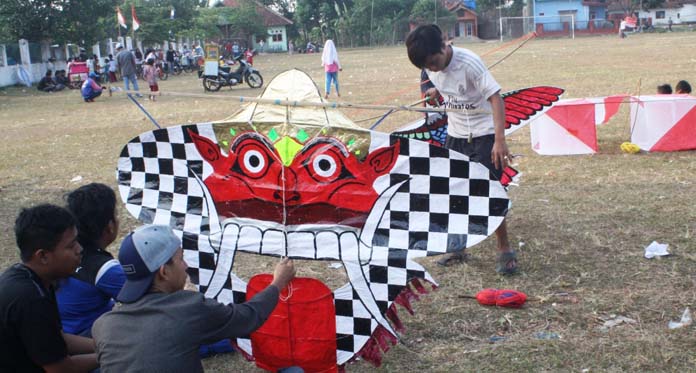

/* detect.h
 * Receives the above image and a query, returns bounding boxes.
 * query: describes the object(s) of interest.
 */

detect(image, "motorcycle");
[201,55,263,92]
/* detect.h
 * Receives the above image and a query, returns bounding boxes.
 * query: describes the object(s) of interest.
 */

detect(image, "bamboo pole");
[112,89,491,115]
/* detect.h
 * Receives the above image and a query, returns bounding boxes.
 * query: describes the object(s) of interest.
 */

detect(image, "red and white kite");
[530,95,626,155]
[630,95,696,152]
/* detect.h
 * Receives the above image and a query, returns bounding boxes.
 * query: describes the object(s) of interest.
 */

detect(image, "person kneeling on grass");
[81,72,104,102]
[92,225,296,373]
[0,204,98,372]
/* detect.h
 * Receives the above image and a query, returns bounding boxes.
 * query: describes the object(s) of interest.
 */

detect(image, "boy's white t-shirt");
[109,60,117,72]
[426,46,501,138]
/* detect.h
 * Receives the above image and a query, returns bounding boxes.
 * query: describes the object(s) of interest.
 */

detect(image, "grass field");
[1,32,695,372]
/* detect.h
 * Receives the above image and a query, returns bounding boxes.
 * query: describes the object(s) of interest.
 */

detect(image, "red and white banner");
[116,7,127,29]
[131,5,140,31]
[630,95,696,152]
[530,96,627,155]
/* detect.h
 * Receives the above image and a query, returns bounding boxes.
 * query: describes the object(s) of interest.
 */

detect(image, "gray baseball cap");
[117,225,180,303]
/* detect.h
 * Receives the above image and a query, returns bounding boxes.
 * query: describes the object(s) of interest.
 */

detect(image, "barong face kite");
[117,70,509,370]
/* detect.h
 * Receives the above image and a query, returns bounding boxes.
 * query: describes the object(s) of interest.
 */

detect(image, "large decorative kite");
[117,70,511,370]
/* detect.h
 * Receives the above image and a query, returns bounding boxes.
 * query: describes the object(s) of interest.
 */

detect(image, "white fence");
[0,36,199,88]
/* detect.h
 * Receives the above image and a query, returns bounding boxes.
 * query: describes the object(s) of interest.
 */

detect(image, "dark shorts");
[445,134,503,180]
[149,84,159,92]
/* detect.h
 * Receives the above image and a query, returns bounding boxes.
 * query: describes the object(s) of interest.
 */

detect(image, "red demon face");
[189,130,399,227]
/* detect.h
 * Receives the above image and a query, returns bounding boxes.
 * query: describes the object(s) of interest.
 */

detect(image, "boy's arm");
[42,354,98,373]
[489,91,511,170]
[62,332,95,354]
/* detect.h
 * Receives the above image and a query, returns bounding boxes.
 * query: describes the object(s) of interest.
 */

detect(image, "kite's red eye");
[307,149,344,183]
[312,154,338,178]
[233,140,273,179]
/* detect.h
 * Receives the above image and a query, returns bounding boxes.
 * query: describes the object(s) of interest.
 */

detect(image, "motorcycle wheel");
[246,72,263,88]
[203,76,222,92]
[172,65,182,76]
[159,70,168,81]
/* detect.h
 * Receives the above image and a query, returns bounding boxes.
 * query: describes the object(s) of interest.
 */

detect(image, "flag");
[131,5,140,31]
[170,8,175,19]
[117,7,127,29]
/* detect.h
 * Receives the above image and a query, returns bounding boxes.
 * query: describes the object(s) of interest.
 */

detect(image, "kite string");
[629,78,642,137]
[487,32,537,70]
[279,282,294,301]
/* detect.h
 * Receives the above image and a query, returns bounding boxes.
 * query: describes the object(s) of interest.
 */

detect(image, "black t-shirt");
[0,264,68,372]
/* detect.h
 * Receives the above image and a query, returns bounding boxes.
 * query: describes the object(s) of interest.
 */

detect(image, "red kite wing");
[502,86,564,128]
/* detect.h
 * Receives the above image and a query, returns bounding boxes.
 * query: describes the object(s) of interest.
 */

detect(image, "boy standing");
[0,204,98,372]
[405,24,517,274]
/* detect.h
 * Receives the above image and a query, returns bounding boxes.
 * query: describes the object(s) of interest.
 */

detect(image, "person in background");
[57,183,124,337]
[92,225,296,372]
[81,72,104,102]
[166,46,176,74]
[657,84,673,94]
[321,39,342,99]
[675,80,691,94]
[55,70,70,86]
[0,204,98,372]
[115,43,142,97]
[38,70,65,92]
[107,54,118,83]
[142,58,159,102]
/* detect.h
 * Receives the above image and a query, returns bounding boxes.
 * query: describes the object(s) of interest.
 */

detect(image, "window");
[656,11,665,19]
[269,29,283,42]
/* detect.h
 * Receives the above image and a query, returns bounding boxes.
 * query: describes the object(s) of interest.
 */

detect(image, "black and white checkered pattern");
[117,123,509,365]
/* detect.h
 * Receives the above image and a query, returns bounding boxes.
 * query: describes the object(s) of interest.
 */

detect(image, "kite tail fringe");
[354,325,398,367]
[353,278,437,367]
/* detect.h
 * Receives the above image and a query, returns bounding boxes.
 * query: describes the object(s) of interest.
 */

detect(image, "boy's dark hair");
[66,183,116,247]
[406,24,445,69]
[676,80,692,94]
[146,58,155,65]
[15,204,76,262]
[657,84,673,94]
[45,70,52,76]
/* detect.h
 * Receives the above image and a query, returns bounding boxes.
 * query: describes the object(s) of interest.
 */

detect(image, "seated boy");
[57,183,124,336]
[0,204,98,372]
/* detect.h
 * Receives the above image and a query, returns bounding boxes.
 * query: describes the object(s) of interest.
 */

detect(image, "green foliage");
[0,0,119,44]
[122,0,204,45]
[294,0,419,47]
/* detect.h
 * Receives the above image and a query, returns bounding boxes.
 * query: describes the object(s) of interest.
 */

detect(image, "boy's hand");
[491,139,511,170]
[271,257,296,290]
[425,87,440,105]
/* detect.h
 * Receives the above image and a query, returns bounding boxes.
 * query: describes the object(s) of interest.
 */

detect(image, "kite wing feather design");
[502,86,564,128]
[393,86,565,145]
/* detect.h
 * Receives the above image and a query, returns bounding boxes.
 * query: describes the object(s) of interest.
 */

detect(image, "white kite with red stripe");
[530,96,627,155]
[630,95,696,152]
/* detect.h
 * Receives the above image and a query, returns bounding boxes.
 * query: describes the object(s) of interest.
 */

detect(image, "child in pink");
[321,40,342,99]
[142,58,159,101]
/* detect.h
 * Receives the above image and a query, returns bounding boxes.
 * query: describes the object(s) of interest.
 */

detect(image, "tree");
[122,0,204,45]
[606,0,664,16]
[0,0,119,44]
